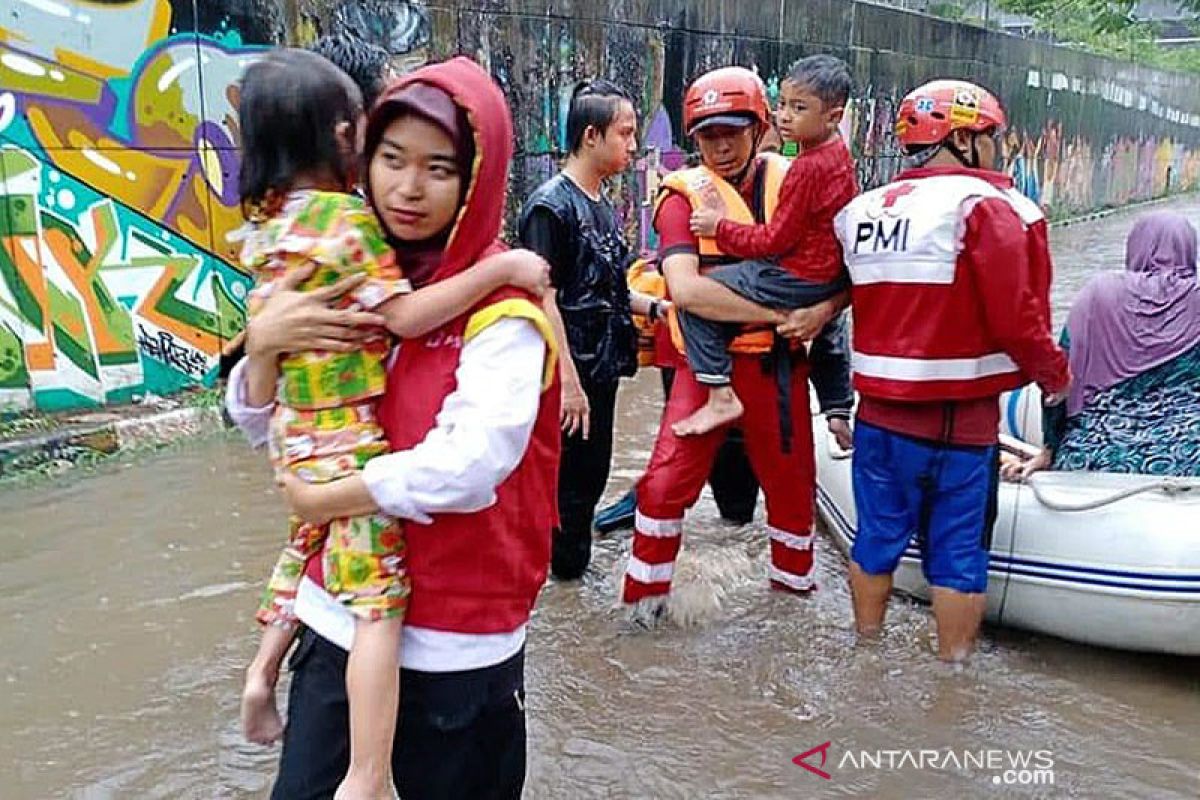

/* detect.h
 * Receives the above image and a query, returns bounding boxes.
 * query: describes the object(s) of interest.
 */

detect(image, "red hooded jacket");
[305,58,561,633]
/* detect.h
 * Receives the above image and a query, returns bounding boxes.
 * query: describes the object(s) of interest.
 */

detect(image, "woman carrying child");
[230,51,558,799]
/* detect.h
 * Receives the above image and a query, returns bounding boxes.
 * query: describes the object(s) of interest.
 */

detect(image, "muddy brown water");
[3,199,1199,798]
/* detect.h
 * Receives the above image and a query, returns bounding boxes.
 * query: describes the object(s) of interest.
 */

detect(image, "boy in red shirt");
[675,54,859,436]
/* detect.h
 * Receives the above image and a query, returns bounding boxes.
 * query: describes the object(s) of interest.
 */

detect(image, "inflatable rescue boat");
[813,386,1200,656]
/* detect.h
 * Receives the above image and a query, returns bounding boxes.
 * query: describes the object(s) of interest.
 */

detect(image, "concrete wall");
[3,0,1200,410]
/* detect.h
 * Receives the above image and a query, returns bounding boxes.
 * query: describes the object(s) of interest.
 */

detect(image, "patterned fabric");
[1051,341,1200,477]
[242,191,410,411]
[241,191,411,624]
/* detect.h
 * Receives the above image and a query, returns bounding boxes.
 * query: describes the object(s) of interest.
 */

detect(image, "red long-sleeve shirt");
[714,136,858,283]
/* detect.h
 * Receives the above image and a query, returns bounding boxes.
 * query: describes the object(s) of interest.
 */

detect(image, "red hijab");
[363,57,514,286]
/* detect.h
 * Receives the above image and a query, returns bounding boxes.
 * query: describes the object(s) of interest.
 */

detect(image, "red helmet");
[895,79,1006,149]
[683,67,772,137]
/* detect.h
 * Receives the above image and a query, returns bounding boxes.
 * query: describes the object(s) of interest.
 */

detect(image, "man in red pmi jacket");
[835,80,1069,662]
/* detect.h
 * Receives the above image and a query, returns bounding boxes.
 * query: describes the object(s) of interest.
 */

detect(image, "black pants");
[552,377,620,579]
[677,261,843,386]
[272,629,526,800]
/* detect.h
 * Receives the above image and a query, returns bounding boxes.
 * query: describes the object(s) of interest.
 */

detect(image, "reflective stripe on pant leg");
[622,510,682,604]
[624,367,727,605]
[767,523,815,591]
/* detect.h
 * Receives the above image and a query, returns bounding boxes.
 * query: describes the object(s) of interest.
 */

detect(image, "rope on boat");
[1029,477,1200,512]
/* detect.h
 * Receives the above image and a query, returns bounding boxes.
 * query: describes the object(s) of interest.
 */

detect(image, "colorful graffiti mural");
[0,0,255,410]
[5,0,1200,410]
[1002,122,1200,215]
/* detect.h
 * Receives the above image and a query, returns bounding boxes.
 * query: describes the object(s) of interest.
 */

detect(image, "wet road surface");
[2,198,1198,799]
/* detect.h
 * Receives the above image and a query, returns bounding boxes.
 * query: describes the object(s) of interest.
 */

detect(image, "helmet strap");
[728,127,765,188]
[943,134,981,169]
[903,144,939,168]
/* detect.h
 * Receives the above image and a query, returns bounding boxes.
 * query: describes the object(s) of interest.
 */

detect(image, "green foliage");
[1000,0,1141,35]
[928,1,969,19]
[998,0,1200,73]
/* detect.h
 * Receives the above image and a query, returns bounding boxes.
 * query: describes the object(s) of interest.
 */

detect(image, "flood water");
[3,199,1198,798]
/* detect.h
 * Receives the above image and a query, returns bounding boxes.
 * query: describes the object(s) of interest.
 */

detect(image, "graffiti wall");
[4,0,1200,410]
[0,0,255,411]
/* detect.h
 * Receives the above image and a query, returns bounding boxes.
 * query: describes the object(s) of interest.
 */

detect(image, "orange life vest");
[652,154,791,355]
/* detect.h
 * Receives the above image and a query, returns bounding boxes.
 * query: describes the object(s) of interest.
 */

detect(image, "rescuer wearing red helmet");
[834,79,1070,661]
[620,66,850,618]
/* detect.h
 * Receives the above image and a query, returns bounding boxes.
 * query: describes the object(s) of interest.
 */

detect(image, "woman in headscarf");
[227,56,560,799]
[1011,211,1200,478]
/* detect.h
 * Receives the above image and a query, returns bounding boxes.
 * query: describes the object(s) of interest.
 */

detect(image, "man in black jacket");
[519,79,661,580]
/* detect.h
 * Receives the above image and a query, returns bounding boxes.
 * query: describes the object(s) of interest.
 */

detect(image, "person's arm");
[541,287,590,438]
[230,266,386,412]
[224,358,274,449]
[281,317,547,525]
[333,206,550,341]
[629,291,666,318]
[808,311,853,419]
[712,158,812,259]
[626,255,668,319]
[613,218,658,318]
[378,249,549,339]
[965,200,1069,395]
[776,290,849,340]
[655,195,782,324]
[663,252,786,323]
[1040,329,1071,453]
[1002,328,1069,482]
[520,203,591,438]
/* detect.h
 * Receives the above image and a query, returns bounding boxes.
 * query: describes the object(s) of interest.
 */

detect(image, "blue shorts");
[850,420,999,594]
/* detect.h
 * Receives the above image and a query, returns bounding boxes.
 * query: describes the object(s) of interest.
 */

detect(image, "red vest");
[304,288,560,633]
[836,173,1045,402]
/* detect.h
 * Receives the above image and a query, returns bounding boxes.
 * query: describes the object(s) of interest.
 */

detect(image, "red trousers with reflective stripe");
[622,354,817,604]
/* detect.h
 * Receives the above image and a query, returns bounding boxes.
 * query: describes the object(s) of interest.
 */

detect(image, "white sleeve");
[361,317,548,523]
[223,358,275,449]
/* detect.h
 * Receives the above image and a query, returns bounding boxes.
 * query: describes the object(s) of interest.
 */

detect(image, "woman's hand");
[246,263,387,359]
[278,473,333,527]
[1000,448,1053,483]
[279,472,377,526]
[492,249,551,299]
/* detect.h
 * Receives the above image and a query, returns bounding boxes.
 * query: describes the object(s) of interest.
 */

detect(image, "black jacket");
[519,174,637,385]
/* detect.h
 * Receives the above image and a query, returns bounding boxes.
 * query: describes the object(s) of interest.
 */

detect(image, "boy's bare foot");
[334,769,397,800]
[672,387,743,437]
[241,667,284,745]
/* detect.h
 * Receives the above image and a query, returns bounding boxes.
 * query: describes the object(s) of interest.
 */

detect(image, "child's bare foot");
[334,769,396,800]
[241,667,284,745]
[672,387,743,437]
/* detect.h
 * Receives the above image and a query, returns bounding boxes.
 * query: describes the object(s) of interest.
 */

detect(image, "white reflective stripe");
[853,351,1018,382]
[1003,188,1045,225]
[768,525,813,550]
[847,257,956,285]
[769,565,815,591]
[626,556,676,584]
[635,510,683,538]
